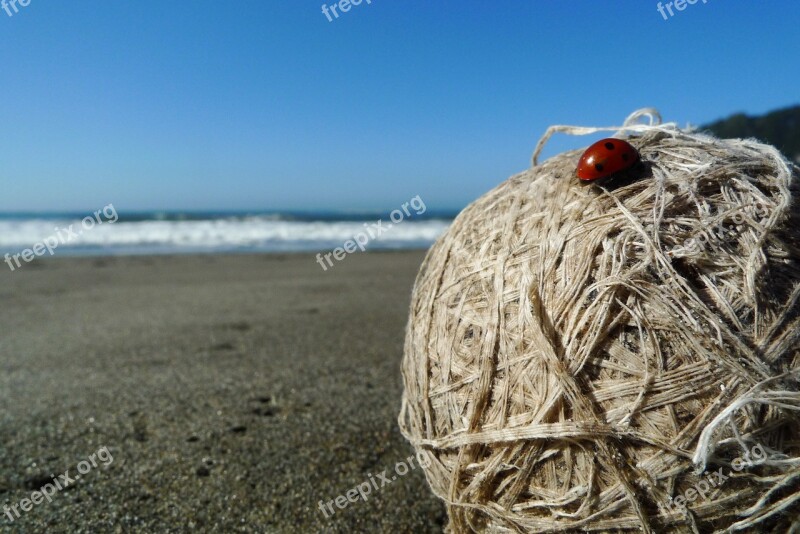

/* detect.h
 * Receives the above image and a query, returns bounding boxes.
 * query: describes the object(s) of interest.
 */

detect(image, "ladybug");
[576,138,640,181]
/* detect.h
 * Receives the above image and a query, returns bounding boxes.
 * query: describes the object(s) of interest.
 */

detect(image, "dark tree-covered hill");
[702,105,800,163]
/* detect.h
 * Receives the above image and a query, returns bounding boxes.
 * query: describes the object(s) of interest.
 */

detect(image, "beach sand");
[0,251,446,533]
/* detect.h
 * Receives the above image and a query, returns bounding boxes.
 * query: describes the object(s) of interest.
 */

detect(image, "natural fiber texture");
[399,110,800,533]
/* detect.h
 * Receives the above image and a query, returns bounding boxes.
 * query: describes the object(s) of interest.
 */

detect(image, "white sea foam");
[0,216,450,255]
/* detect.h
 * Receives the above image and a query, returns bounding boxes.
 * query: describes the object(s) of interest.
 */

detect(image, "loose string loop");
[531,108,674,167]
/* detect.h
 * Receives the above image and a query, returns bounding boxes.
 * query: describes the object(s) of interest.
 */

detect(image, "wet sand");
[0,251,445,533]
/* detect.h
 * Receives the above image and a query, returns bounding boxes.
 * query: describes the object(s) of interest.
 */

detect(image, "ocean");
[0,211,454,257]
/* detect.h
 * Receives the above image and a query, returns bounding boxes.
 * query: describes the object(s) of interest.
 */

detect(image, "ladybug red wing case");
[576,138,640,181]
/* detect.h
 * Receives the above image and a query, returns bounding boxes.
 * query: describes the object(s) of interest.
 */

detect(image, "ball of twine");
[399,109,800,532]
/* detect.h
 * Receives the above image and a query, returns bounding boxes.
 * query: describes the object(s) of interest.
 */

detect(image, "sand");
[0,251,446,533]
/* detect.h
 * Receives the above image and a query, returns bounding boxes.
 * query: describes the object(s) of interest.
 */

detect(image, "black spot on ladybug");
[604,142,615,150]
[622,153,629,161]
[594,163,604,172]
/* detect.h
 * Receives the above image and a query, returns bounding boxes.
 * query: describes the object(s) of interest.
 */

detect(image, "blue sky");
[0,1,798,213]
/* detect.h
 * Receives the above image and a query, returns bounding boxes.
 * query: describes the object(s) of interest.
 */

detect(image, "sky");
[0,0,798,213]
